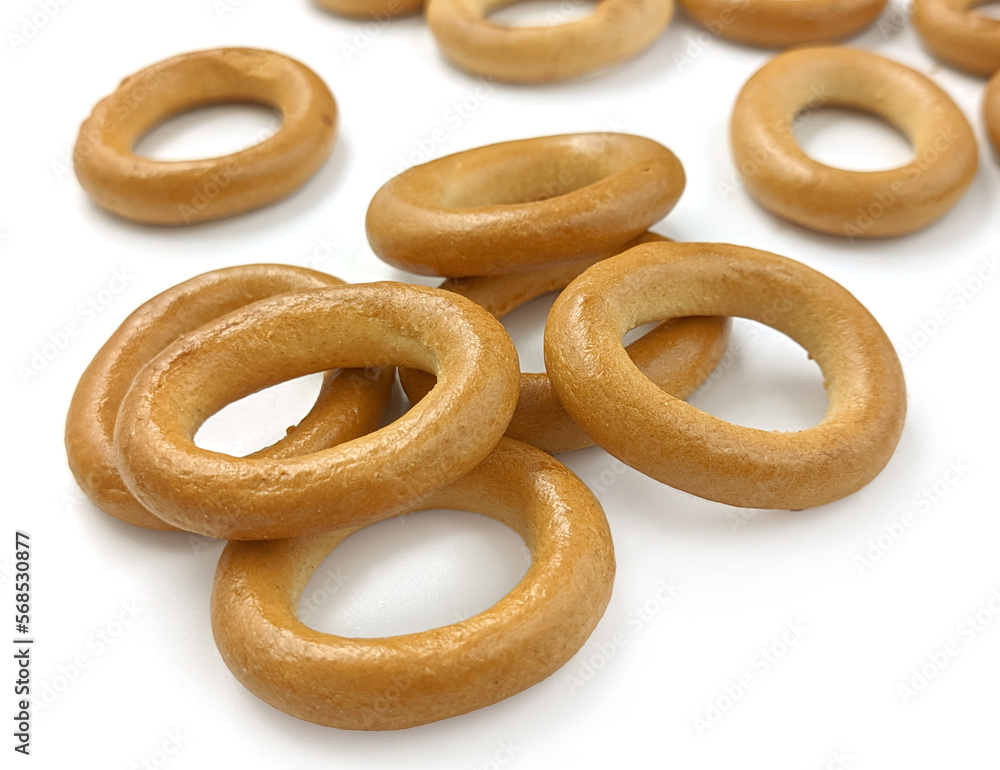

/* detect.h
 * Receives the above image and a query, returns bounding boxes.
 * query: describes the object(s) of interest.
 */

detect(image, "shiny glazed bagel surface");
[544,242,907,510]
[74,48,338,225]
[367,133,686,276]
[399,233,731,453]
[114,283,520,540]
[425,0,674,83]
[730,46,977,238]
[211,438,615,730]
[912,0,1000,76]
[65,265,392,531]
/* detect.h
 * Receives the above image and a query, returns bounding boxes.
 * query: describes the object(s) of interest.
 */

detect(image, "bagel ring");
[912,0,1000,77]
[313,0,422,18]
[730,46,977,238]
[74,48,337,225]
[367,133,686,276]
[986,70,1000,155]
[678,0,887,47]
[544,242,907,510]
[425,0,674,83]
[114,283,520,540]
[399,233,731,454]
[211,437,615,731]
[65,265,393,531]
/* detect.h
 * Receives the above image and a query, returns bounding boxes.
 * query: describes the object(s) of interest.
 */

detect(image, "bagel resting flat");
[211,438,615,730]
[366,133,686,276]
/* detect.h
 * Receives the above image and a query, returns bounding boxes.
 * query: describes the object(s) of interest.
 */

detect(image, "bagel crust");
[114,283,520,540]
[74,48,337,225]
[211,438,615,730]
[912,0,1000,77]
[426,0,674,83]
[367,133,686,276]
[399,233,731,453]
[65,265,392,531]
[730,46,977,238]
[544,242,907,510]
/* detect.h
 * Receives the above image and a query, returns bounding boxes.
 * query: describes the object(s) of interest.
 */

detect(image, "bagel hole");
[793,107,914,172]
[972,1,1000,19]
[133,102,281,161]
[298,510,530,637]
[194,372,324,456]
[442,158,606,207]
[487,0,599,26]
[501,292,557,373]
[686,320,828,431]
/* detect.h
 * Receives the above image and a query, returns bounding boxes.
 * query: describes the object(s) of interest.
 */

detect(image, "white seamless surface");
[2,0,998,767]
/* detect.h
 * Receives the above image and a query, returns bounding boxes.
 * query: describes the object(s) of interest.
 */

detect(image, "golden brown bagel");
[425,0,674,83]
[678,0,887,48]
[730,46,977,238]
[313,0,422,18]
[367,133,686,276]
[114,283,520,540]
[912,0,1000,77]
[65,265,393,531]
[211,438,615,730]
[544,242,907,510]
[74,48,337,225]
[399,233,731,453]
[986,70,1000,155]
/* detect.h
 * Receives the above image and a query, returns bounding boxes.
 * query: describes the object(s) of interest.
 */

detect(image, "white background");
[3,0,1000,767]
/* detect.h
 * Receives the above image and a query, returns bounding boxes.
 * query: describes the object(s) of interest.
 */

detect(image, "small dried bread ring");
[399,233,730,453]
[912,0,1000,77]
[367,133,686,276]
[544,242,907,510]
[986,71,1000,155]
[210,437,615,731]
[425,0,674,83]
[313,0,423,18]
[65,265,393,532]
[114,283,520,540]
[74,48,337,225]
[730,46,977,238]
[678,0,887,48]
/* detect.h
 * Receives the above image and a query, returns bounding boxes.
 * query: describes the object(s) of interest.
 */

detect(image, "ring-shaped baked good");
[730,46,977,238]
[65,265,392,531]
[114,283,520,540]
[399,233,730,453]
[74,48,337,225]
[425,0,674,83]
[544,242,907,510]
[912,0,1000,77]
[367,133,686,276]
[211,438,615,730]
